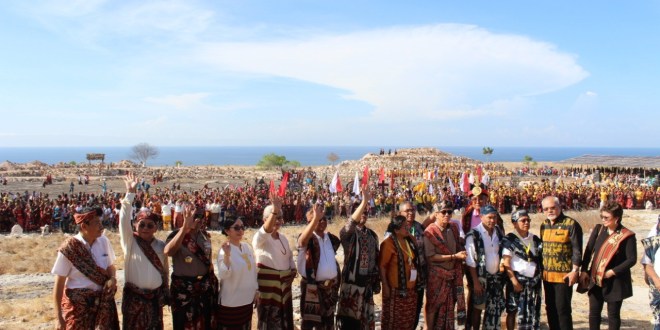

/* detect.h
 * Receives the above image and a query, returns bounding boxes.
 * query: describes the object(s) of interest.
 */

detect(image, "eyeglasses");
[542,206,557,211]
[138,222,155,229]
[231,225,245,231]
[518,219,531,223]
[401,209,415,213]
[439,210,452,215]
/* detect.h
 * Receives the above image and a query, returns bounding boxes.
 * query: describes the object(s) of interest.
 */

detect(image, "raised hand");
[182,203,196,233]
[269,190,283,213]
[124,172,138,193]
[221,241,232,256]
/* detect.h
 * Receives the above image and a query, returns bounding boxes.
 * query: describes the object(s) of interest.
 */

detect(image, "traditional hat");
[511,209,530,222]
[480,205,497,216]
[73,210,97,224]
[136,211,159,223]
[468,183,489,197]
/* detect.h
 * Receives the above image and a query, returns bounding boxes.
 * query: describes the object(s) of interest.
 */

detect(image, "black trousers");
[414,287,424,329]
[543,281,573,330]
[588,287,623,330]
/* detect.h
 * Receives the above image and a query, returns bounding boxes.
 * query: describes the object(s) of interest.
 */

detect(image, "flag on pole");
[378,167,385,183]
[352,172,360,196]
[449,177,456,195]
[461,172,470,193]
[429,183,434,194]
[269,180,275,194]
[329,171,342,193]
[278,172,289,197]
[361,166,369,186]
[477,165,483,185]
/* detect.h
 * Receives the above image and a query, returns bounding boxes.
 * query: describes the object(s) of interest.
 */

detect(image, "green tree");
[523,155,533,167]
[175,160,183,167]
[482,147,494,161]
[256,153,301,170]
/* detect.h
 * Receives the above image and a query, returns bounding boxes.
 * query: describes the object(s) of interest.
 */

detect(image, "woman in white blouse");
[217,216,258,330]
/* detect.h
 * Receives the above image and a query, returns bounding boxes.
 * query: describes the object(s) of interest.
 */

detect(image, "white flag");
[449,178,456,195]
[352,171,360,196]
[429,183,434,194]
[329,171,340,193]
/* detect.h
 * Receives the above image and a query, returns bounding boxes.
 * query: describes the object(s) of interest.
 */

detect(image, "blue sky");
[1,1,659,147]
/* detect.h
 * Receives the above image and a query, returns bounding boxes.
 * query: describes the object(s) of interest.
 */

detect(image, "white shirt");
[466,223,501,275]
[51,233,116,290]
[641,227,660,276]
[209,203,221,213]
[297,232,338,281]
[252,226,296,271]
[216,242,258,307]
[119,193,167,290]
[161,202,173,216]
[502,232,537,278]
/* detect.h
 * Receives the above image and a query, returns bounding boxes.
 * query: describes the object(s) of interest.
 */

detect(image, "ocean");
[0,146,658,166]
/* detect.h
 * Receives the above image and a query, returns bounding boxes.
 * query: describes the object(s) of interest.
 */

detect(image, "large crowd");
[1,162,658,234]
[2,161,660,329]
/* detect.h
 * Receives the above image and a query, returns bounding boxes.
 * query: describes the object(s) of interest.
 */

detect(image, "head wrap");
[73,210,97,224]
[480,205,497,216]
[511,209,529,223]
[136,211,159,223]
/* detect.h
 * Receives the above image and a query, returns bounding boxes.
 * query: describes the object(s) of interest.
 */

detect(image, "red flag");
[462,172,470,193]
[278,172,289,197]
[361,166,369,186]
[378,167,385,183]
[269,180,275,194]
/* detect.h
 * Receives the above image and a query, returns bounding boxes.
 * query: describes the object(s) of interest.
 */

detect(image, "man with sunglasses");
[501,209,542,330]
[119,173,169,329]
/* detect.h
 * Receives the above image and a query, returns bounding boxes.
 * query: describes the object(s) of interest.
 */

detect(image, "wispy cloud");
[198,24,589,119]
[144,93,210,110]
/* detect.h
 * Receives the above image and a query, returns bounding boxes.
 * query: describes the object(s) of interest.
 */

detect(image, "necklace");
[277,237,287,255]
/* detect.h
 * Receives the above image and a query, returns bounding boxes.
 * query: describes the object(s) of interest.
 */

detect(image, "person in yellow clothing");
[600,188,609,208]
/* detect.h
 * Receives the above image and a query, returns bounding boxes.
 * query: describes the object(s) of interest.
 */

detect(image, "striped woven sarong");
[218,304,253,330]
[256,264,295,330]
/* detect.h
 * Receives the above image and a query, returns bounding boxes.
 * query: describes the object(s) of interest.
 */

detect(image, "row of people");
[51,173,648,329]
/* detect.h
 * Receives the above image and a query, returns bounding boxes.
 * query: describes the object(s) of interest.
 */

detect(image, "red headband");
[137,211,159,223]
[73,211,97,224]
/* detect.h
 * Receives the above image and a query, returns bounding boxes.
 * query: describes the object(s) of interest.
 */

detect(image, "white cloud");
[198,24,588,119]
[144,93,210,110]
[17,0,214,44]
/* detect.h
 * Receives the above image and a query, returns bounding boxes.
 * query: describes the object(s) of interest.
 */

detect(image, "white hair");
[263,205,274,220]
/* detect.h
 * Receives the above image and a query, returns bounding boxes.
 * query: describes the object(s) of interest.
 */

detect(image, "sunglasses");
[518,219,531,223]
[439,210,452,215]
[231,225,245,231]
[138,222,155,229]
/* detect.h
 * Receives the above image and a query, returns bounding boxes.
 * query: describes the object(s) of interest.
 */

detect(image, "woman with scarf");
[165,201,218,329]
[579,201,636,330]
[217,216,258,329]
[501,209,542,330]
[424,200,467,329]
[379,215,419,329]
